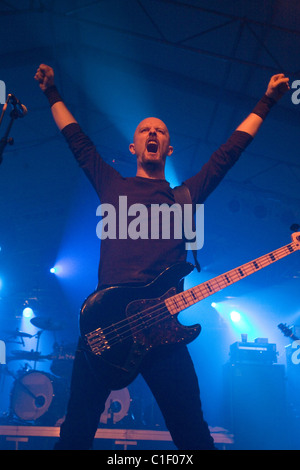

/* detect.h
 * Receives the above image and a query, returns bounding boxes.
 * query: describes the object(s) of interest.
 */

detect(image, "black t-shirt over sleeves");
[184,130,253,205]
[61,123,121,199]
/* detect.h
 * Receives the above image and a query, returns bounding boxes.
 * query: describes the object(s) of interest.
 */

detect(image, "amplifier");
[230,339,277,364]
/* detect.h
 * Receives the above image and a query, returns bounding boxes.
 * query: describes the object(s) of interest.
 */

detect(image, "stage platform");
[0,425,233,450]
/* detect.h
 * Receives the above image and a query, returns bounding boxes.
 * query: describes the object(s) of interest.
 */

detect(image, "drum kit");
[1,317,135,427]
[1,317,75,426]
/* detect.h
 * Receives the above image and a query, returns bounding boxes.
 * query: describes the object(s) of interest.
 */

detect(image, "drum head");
[11,371,54,421]
[100,388,130,424]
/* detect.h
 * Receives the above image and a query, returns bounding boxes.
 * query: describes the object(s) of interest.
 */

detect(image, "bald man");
[35,65,289,450]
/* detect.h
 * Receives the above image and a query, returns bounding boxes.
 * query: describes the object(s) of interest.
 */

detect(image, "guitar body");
[80,262,201,390]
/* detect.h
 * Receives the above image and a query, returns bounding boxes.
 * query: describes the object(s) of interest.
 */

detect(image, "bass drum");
[10,371,68,425]
[100,388,131,425]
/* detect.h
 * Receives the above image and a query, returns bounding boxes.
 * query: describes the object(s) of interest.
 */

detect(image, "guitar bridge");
[85,328,110,355]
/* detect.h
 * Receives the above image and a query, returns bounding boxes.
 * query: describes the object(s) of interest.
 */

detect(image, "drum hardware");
[2,316,72,425]
[7,329,45,370]
[10,350,52,362]
[3,329,34,346]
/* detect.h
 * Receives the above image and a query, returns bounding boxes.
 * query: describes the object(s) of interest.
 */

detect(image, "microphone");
[7,93,28,117]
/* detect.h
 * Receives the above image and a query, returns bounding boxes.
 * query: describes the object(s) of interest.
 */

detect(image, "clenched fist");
[34,64,55,91]
[266,73,290,102]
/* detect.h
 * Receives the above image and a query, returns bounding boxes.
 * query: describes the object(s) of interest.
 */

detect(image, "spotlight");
[230,311,241,323]
[211,302,217,308]
[22,298,38,318]
[50,266,60,274]
[23,307,34,318]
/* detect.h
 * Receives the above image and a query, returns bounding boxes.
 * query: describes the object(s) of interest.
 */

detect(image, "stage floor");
[0,425,233,450]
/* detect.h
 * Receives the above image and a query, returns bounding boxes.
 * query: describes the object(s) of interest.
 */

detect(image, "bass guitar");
[80,232,300,389]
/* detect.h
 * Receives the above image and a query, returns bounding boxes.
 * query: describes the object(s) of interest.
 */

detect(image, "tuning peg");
[290,223,300,232]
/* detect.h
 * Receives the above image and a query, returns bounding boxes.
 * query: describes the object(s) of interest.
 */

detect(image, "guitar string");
[101,264,275,350]
[97,243,295,339]
[99,241,293,349]
[88,244,296,349]
[89,243,296,348]
[103,307,173,350]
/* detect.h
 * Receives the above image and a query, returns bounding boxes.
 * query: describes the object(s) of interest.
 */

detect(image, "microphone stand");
[0,98,21,166]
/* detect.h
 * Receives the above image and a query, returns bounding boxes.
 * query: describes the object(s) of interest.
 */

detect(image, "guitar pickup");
[85,328,110,355]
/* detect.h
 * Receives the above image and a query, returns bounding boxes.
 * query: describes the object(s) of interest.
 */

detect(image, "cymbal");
[11,350,51,361]
[30,317,64,331]
[4,330,33,339]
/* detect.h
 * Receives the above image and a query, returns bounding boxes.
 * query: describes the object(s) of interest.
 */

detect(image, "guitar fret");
[181,294,188,305]
[185,291,196,304]
[253,261,259,270]
[176,296,186,309]
[211,278,224,291]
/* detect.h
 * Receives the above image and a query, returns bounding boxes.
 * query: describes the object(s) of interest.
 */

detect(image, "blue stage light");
[230,310,241,323]
[50,266,62,275]
[23,307,34,318]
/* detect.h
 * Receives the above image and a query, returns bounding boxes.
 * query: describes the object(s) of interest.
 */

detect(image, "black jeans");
[54,340,215,450]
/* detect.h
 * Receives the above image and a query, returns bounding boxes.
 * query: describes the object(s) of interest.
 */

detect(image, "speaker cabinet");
[223,363,287,449]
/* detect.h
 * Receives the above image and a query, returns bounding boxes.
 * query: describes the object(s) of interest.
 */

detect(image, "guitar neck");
[165,240,298,315]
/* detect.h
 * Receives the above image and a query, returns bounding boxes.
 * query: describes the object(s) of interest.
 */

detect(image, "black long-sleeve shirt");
[62,123,252,287]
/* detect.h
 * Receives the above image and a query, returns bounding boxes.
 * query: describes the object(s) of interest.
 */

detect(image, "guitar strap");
[172,183,201,272]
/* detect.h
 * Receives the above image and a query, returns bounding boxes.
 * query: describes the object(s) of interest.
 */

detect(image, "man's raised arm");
[34,63,121,199]
[236,73,290,137]
[34,63,77,131]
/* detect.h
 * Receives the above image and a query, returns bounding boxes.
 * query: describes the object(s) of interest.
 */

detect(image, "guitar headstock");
[291,231,300,249]
[278,323,293,337]
[278,323,299,342]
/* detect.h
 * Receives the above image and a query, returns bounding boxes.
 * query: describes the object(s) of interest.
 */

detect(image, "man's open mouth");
[146,141,159,153]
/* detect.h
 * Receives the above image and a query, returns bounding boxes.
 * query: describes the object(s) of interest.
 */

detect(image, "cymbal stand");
[0,98,19,165]
[33,330,43,370]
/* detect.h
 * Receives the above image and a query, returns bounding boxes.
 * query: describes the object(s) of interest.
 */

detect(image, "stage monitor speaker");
[223,363,287,449]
